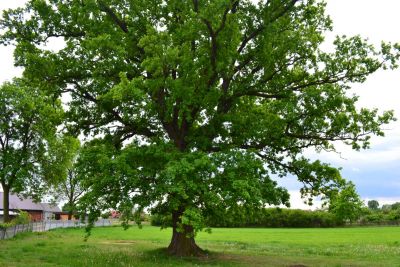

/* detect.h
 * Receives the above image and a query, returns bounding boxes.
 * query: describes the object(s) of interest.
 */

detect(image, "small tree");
[328,182,364,223]
[53,167,85,220]
[49,140,84,220]
[367,200,379,210]
[0,79,64,222]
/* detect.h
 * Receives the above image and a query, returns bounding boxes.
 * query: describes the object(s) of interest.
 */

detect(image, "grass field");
[1,225,400,266]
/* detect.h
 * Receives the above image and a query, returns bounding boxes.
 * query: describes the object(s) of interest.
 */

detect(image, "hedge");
[151,208,344,228]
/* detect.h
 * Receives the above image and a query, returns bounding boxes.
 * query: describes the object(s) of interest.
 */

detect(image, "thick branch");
[98,0,129,33]
[201,19,217,78]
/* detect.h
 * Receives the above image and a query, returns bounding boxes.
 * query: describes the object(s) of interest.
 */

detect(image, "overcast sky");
[1,1,399,208]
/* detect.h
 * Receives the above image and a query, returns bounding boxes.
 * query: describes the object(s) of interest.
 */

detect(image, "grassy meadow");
[1,225,400,266]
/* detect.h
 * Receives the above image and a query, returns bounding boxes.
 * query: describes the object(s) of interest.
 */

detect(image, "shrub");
[11,210,30,225]
[100,211,111,219]
[152,208,343,228]
[0,222,14,230]
[150,213,172,227]
[387,209,400,221]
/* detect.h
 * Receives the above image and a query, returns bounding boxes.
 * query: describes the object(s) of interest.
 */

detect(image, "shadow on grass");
[141,248,311,267]
[140,247,243,266]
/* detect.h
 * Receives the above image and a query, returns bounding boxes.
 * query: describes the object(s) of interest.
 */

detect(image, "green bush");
[11,210,31,225]
[0,210,30,229]
[141,213,151,222]
[0,222,14,229]
[100,211,111,219]
[363,213,384,223]
[150,213,172,227]
[387,209,400,221]
[152,208,343,228]
[255,209,342,228]
[151,207,400,228]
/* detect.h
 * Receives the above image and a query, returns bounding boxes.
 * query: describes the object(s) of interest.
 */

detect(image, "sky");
[0,1,399,209]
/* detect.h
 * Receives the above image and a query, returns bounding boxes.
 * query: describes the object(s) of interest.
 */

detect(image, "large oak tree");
[1,0,398,255]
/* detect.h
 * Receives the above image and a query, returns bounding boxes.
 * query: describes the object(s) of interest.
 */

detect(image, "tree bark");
[167,210,205,257]
[2,184,10,223]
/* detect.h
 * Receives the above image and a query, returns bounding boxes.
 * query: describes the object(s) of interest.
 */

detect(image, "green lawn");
[1,225,400,266]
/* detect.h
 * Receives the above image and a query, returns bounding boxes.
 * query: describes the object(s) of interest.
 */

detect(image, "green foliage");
[211,208,343,228]
[100,211,111,219]
[357,202,400,225]
[362,213,384,223]
[151,213,173,228]
[0,80,63,185]
[391,202,400,210]
[367,200,379,210]
[1,0,399,252]
[0,222,14,229]
[11,210,31,225]
[49,139,84,220]
[387,209,400,221]
[62,203,74,214]
[152,208,343,228]
[0,211,30,227]
[0,79,66,221]
[328,182,364,223]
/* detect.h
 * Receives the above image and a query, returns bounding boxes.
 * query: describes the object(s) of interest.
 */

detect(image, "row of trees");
[1,0,399,256]
[151,196,399,228]
[152,208,345,228]
[367,200,400,212]
[362,200,400,224]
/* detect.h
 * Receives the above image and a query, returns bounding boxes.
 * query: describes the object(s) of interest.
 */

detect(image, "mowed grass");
[1,225,400,266]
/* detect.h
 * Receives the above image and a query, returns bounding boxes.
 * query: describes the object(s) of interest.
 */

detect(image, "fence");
[0,219,112,240]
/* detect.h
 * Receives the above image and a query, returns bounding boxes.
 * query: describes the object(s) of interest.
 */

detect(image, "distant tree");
[328,182,364,223]
[54,166,85,220]
[367,200,380,210]
[49,140,84,220]
[1,0,399,256]
[391,202,400,210]
[62,168,85,220]
[0,80,66,222]
[381,204,392,213]
[387,209,400,221]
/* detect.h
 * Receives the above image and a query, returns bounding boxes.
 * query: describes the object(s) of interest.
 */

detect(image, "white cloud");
[0,1,27,83]
[287,190,323,210]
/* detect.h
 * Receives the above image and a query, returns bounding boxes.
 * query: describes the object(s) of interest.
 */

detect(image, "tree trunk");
[167,210,206,257]
[2,185,10,223]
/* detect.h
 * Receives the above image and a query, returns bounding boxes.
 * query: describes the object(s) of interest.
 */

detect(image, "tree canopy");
[367,200,379,210]
[1,0,398,255]
[0,79,66,222]
[327,181,364,223]
[48,140,82,220]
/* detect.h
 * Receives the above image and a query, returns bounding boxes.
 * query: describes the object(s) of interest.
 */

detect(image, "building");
[0,192,62,221]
